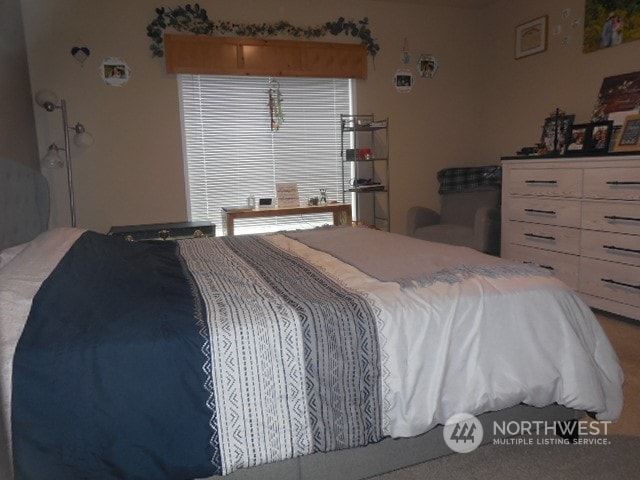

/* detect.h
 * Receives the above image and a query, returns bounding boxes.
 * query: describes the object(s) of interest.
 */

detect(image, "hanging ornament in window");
[268,80,284,131]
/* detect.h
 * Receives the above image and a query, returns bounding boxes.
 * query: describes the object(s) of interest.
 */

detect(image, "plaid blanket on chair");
[437,166,502,194]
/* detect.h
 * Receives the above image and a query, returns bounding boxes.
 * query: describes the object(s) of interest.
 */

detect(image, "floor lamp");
[35,90,93,228]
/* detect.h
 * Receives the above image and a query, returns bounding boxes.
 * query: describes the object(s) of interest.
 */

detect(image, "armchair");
[406,166,502,255]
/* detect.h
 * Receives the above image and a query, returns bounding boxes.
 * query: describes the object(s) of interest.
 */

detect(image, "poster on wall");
[591,70,640,121]
[584,1,640,53]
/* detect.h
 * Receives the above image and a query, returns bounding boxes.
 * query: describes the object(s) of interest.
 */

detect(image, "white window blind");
[179,74,353,235]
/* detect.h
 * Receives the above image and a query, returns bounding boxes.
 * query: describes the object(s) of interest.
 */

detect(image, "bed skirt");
[223,404,579,480]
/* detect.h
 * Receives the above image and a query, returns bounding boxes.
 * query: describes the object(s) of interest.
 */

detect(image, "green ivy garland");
[147,4,380,57]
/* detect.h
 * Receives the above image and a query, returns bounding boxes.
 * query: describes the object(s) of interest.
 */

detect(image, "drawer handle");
[604,215,640,222]
[525,180,558,184]
[524,261,554,271]
[601,278,640,290]
[524,233,556,241]
[524,208,557,215]
[158,229,171,240]
[606,181,640,185]
[603,245,640,255]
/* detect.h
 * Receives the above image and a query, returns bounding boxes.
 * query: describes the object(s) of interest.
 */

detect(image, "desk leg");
[333,207,352,226]
[226,214,235,236]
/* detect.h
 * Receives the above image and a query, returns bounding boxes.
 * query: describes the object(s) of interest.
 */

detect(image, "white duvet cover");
[0,227,624,479]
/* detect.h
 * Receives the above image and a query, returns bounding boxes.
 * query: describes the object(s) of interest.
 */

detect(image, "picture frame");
[586,121,614,153]
[584,1,640,53]
[100,57,131,87]
[417,54,438,78]
[275,182,300,207]
[565,123,590,155]
[515,15,548,59]
[614,114,640,152]
[540,114,574,154]
[393,69,414,93]
[591,70,640,122]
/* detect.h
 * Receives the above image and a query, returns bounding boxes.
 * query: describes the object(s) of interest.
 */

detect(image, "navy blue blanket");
[12,232,219,479]
[11,231,382,479]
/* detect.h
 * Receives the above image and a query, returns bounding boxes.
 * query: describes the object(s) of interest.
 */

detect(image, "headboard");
[0,157,50,250]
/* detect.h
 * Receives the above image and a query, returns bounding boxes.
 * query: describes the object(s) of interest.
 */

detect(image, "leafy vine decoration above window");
[147,4,380,58]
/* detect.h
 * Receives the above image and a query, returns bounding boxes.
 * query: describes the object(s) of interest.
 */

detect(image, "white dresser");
[501,155,640,321]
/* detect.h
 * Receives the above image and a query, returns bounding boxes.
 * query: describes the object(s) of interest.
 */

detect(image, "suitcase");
[108,221,215,241]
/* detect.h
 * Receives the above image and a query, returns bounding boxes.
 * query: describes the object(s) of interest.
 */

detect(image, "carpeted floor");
[370,435,640,479]
[371,311,640,480]
[596,313,640,436]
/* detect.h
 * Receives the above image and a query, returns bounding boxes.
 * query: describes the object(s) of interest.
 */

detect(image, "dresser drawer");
[504,222,580,254]
[584,167,640,200]
[505,197,581,227]
[581,230,640,267]
[502,244,579,290]
[579,257,640,309]
[581,200,640,235]
[507,168,582,197]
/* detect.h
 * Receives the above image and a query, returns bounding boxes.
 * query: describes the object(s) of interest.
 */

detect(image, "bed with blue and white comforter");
[0,226,623,479]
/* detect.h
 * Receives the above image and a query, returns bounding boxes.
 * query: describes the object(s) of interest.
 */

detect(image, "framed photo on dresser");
[587,121,614,154]
[540,114,574,154]
[614,114,640,152]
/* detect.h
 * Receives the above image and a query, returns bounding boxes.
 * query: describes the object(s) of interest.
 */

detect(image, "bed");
[0,157,624,480]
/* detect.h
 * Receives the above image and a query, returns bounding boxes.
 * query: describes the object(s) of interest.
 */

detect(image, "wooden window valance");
[164,34,367,79]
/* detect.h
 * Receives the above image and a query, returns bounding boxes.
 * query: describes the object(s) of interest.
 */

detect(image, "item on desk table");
[276,182,300,207]
[308,196,319,206]
[319,188,327,204]
[358,148,372,160]
[247,194,255,208]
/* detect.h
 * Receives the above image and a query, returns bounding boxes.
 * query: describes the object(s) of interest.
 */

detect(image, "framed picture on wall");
[583,1,640,53]
[614,114,640,152]
[393,69,414,93]
[417,54,438,78]
[100,57,131,87]
[586,121,614,153]
[515,15,548,59]
[565,123,590,155]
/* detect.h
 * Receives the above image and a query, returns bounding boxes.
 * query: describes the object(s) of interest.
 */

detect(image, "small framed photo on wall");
[586,121,613,153]
[417,54,438,78]
[100,57,131,87]
[515,15,548,59]
[393,69,414,93]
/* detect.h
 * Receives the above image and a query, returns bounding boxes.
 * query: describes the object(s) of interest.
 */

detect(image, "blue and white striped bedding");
[0,227,623,479]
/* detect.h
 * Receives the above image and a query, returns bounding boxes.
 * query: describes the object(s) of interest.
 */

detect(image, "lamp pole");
[36,90,92,228]
[60,99,78,228]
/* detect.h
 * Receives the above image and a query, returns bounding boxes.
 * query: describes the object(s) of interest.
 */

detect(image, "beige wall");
[18,0,640,234]
[481,0,640,161]
[1,0,39,169]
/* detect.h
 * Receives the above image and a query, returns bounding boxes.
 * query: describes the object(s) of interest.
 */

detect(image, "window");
[179,74,353,235]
